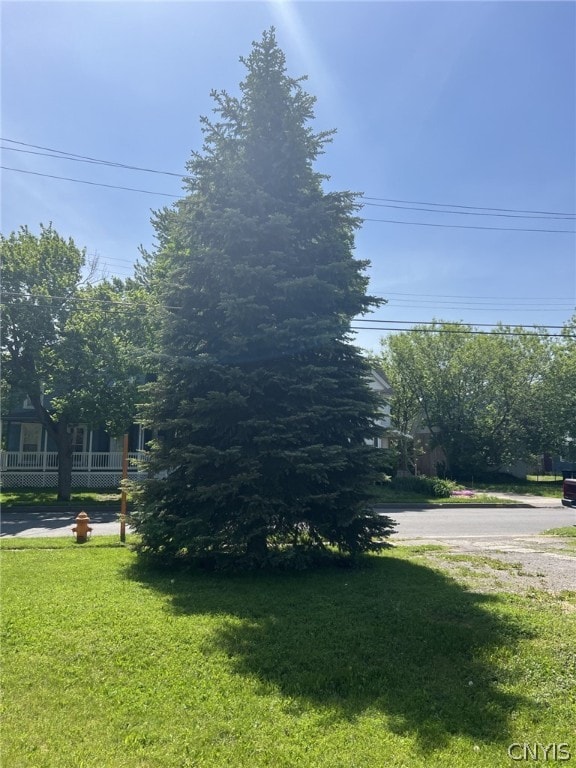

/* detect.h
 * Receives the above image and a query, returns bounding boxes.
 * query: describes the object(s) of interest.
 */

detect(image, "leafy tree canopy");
[378,320,573,479]
[1,224,144,499]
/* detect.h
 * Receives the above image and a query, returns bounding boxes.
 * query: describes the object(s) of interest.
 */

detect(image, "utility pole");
[120,433,128,543]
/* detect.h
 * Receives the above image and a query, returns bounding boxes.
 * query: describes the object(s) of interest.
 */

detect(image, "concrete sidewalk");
[375,493,563,510]
[0,508,131,538]
[480,492,564,508]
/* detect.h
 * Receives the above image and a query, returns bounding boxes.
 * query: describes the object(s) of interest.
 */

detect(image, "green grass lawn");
[543,526,576,552]
[471,479,563,498]
[0,489,122,507]
[1,539,574,767]
[2,487,517,508]
[543,526,576,538]
[372,486,519,505]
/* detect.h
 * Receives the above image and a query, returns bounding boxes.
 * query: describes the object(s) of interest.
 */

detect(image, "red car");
[562,477,576,508]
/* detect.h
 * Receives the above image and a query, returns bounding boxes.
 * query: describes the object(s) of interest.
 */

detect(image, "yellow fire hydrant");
[72,511,93,543]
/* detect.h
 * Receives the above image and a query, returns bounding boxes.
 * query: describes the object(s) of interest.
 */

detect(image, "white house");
[367,368,392,449]
[1,370,392,489]
[1,395,148,489]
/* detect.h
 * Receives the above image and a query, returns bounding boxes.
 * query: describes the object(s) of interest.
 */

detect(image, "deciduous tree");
[1,224,141,499]
[379,322,555,479]
[544,316,576,463]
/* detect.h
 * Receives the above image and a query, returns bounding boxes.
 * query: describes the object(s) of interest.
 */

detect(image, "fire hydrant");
[72,511,93,543]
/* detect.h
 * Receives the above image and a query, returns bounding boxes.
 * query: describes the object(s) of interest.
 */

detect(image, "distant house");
[367,368,392,449]
[1,371,392,490]
[545,443,576,478]
[1,395,148,489]
[413,429,447,477]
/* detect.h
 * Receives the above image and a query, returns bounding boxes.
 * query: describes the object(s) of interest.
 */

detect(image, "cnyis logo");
[507,743,571,761]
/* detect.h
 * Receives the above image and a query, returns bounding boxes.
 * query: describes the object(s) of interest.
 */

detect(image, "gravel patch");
[396,535,576,595]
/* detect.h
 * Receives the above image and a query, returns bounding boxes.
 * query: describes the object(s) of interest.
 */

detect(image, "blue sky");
[2,1,575,352]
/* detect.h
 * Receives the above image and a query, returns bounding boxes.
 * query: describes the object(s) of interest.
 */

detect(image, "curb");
[0,506,131,515]
[374,502,531,510]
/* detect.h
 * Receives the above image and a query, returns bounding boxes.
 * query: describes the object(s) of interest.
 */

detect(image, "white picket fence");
[1,451,141,470]
[0,451,145,489]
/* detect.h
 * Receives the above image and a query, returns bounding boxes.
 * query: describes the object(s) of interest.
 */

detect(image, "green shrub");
[390,474,457,498]
[430,476,458,497]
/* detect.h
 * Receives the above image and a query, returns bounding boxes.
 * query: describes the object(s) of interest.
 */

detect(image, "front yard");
[0,489,122,507]
[1,537,574,767]
[472,477,564,498]
[371,485,520,505]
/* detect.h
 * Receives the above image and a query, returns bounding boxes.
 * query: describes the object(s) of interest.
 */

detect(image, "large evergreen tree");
[133,30,394,566]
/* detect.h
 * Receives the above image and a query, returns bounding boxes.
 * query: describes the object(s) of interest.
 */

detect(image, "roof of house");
[370,368,393,396]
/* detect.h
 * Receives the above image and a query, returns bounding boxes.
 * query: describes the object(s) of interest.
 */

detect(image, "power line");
[3,137,574,219]
[382,300,575,310]
[0,307,568,337]
[379,290,576,300]
[4,165,574,234]
[80,268,576,306]
[1,166,180,198]
[353,318,568,329]
[4,284,572,318]
[362,196,576,218]
[385,304,576,311]
[2,291,564,320]
[1,138,183,177]
[4,144,571,223]
[361,217,575,234]
[1,145,185,176]
[382,295,575,306]
[91,255,140,267]
[386,302,576,313]
[0,291,178,310]
[350,326,572,338]
[362,201,575,221]
[81,252,138,267]
[3,292,574,332]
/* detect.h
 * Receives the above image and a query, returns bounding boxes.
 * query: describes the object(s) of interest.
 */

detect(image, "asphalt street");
[385,505,575,540]
[1,501,574,539]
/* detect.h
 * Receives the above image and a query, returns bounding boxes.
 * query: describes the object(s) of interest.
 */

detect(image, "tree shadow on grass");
[124,553,532,754]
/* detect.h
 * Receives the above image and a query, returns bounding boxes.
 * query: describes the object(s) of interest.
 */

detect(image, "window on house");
[21,423,42,453]
[23,394,44,409]
[109,435,124,454]
[71,427,86,453]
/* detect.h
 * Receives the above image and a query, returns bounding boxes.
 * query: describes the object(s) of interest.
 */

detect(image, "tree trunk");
[400,437,410,472]
[246,532,268,561]
[56,429,73,501]
[24,390,74,499]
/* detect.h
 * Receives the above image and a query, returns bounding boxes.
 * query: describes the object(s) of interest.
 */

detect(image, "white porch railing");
[1,451,143,471]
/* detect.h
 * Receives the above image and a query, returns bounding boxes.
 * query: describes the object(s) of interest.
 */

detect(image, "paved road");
[1,509,127,538]
[386,504,575,540]
[1,501,574,539]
